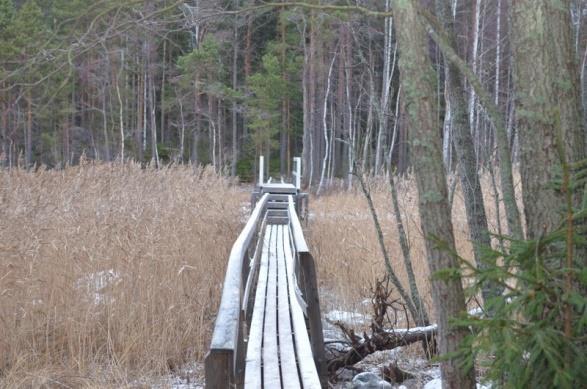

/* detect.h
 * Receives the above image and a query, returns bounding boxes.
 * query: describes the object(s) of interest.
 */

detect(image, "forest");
[1,0,586,388]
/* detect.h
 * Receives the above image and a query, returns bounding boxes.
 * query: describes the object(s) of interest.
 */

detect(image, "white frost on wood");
[388,324,437,335]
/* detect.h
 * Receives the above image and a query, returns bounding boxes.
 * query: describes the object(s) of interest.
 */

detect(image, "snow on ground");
[389,324,437,334]
[326,309,371,326]
[424,378,491,389]
[76,269,120,304]
[137,362,204,389]
[324,307,490,388]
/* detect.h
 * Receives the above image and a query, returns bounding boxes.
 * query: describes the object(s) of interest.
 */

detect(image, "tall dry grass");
[0,162,246,387]
[309,171,521,322]
[0,162,520,386]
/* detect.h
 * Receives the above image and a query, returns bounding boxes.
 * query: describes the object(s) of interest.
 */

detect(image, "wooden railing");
[204,192,325,388]
[286,196,326,382]
[205,193,269,389]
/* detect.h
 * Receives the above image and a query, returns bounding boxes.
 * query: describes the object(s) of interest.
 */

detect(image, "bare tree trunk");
[376,0,395,175]
[149,72,159,167]
[424,11,524,240]
[356,170,422,323]
[116,50,125,162]
[25,91,32,168]
[231,3,239,177]
[192,73,201,164]
[280,3,288,177]
[435,0,497,301]
[160,40,166,145]
[511,0,585,239]
[389,174,430,325]
[392,1,476,387]
[317,53,336,195]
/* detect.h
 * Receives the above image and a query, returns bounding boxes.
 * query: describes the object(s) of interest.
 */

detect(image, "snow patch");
[424,378,491,389]
[326,309,370,325]
[76,269,120,304]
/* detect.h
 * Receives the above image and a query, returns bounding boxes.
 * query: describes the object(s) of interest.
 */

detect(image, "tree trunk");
[392,1,476,387]
[435,0,498,301]
[424,11,524,240]
[389,174,429,325]
[231,2,239,177]
[25,91,32,168]
[511,0,586,239]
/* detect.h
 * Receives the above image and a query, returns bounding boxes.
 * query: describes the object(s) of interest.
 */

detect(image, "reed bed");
[0,164,518,386]
[309,172,519,322]
[0,162,245,387]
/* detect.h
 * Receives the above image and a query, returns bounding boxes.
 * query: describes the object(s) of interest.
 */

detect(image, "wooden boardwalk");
[205,163,324,388]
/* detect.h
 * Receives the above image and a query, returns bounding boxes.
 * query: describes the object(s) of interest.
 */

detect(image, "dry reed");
[0,162,246,387]
[309,171,520,323]
[0,163,520,387]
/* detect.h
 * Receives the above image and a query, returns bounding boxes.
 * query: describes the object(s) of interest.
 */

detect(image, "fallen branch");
[327,323,437,372]
[327,277,437,373]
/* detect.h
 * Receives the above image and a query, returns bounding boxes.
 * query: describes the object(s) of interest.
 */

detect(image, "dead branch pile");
[327,276,436,373]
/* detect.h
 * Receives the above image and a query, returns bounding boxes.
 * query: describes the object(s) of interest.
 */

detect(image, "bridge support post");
[204,349,233,389]
[300,252,326,385]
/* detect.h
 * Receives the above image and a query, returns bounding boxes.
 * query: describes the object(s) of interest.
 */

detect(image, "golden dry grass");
[309,171,520,322]
[0,162,246,387]
[0,164,519,386]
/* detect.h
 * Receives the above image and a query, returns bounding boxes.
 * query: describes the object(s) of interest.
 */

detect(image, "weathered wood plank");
[267,194,290,202]
[244,226,272,389]
[267,201,289,209]
[261,183,298,194]
[283,225,321,389]
[263,225,281,388]
[210,194,269,352]
[276,225,301,389]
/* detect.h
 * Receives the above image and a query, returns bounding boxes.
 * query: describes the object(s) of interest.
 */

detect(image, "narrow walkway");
[245,224,320,389]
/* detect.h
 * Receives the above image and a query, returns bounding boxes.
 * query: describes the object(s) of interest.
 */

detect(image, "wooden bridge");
[205,157,325,388]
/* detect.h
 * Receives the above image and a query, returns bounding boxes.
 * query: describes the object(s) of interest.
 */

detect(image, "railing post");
[258,155,264,187]
[293,156,301,190]
[299,252,326,384]
[205,349,233,389]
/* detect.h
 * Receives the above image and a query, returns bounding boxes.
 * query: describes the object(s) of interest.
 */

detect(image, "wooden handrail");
[287,196,326,384]
[205,193,269,388]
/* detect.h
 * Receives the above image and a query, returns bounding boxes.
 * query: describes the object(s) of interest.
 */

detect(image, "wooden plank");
[244,226,272,389]
[276,225,301,389]
[267,201,289,209]
[261,183,298,194]
[267,194,290,202]
[267,209,288,217]
[283,225,321,389]
[267,217,289,226]
[263,225,282,388]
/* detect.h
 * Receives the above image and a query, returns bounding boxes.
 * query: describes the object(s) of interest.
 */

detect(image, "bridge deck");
[245,224,320,389]
[205,192,324,389]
